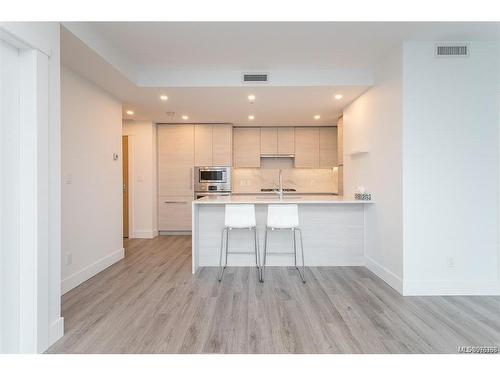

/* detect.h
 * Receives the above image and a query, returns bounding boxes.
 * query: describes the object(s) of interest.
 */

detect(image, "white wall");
[403,41,500,295]
[343,45,404,293]
[0,22,62,352]
[122,120,158,238]
[61,66,124,294]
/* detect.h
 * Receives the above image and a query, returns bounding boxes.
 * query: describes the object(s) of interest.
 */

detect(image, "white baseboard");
[132,230,158,239]
[403,280,500,296]
[48,317,64,346]
[61,247,124,295]
[365,256,403,294]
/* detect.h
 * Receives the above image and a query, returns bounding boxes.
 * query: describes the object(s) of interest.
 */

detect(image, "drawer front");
[159,195,193,231]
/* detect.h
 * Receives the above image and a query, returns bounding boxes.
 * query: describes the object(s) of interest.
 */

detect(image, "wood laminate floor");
[47,236,500,354]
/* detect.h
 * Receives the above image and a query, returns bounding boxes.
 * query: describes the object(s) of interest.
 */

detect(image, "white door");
[0,38,21,354]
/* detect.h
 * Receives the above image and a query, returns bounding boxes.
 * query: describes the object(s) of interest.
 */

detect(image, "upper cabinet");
[277,127,295,155]
[212,125,233,166]
[319,127,338,168]
[194,125,213,166]
[194,124,233,166]
[233,128,261,167]
[294,127,320,168]
[260,127,295,156]
[294,127,338,168]
[260,128,278,155]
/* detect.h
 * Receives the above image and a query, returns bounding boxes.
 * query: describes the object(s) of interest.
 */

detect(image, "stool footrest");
[265,251,295,256]
[226,251,257,255]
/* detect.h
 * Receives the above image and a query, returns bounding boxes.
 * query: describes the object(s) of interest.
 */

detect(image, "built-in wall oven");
[194,166,231,199]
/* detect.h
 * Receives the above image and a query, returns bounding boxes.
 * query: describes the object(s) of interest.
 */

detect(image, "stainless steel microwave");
[194,166,231,192]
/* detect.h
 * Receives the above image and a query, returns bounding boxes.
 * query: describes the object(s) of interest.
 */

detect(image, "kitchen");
[155,118,372,274]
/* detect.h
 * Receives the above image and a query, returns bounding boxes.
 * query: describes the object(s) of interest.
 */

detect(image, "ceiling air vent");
[243,73,269,83]
[435,44,469,57]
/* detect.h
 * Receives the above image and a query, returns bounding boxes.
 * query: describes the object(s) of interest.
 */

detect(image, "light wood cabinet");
[337,117,343,166]
[294,127,320,168]
[319,127,338,168]
[158,195,193,231]
[277,127,295,155]
[194,124,213,166]
[259,127,295,155]
[233,128,261,167]
[158,125,194,195]
[260,128,278,155]
[212,125,232,166]
[194,124,232,166]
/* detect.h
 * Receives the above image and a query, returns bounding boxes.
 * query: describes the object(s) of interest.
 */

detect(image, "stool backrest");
[225,204,256,228]
[267,204,299,228]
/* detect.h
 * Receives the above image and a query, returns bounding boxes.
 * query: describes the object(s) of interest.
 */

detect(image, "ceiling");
[61,22,500,125]
[90,22,500,71]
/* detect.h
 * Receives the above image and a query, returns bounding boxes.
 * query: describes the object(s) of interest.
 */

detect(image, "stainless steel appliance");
[194,166,231,199]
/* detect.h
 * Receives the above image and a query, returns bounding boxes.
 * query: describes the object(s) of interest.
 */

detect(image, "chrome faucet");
[277,169,284,199]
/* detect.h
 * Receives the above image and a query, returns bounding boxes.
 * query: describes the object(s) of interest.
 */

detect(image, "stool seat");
[225,204,256,228]
[267,204,299,228]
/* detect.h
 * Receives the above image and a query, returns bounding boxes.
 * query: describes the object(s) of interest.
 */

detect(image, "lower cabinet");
[159,195,193,231]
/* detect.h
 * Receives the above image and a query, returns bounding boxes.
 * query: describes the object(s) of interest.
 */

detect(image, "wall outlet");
[66,252,73,266]
[64,173,72,184]
[446,256,455,268]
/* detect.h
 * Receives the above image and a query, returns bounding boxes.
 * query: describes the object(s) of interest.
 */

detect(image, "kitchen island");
[191,195,373,273]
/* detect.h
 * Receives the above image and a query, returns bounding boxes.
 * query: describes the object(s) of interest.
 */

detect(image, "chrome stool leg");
[262,228,269,282]
[218,227,229,281]
[253,227,262,282]
[296,228,306,283]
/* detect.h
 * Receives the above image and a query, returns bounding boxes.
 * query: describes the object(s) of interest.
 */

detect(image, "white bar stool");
[262,204,305,283]
[218,204,261,282]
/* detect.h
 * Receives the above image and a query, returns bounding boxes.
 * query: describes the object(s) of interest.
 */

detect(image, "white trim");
[365,256,403,294]
[61,248,124,295]
[132,230,158,239]
[403,280,500,296]
[48,317,64,347]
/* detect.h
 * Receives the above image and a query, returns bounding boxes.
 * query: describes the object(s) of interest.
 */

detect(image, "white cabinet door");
[233,128,261,167]
[294,127,320,168]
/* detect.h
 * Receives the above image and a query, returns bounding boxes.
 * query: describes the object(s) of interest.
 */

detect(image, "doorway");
[122,135,129,238]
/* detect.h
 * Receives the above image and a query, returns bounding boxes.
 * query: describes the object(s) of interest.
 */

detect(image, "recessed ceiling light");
[314,115,321,120]
[248,94,256,102]
[334,94,343,100]
[248,115,255,120]
[160,95,168,101]
[182,115,189,120]
[126,110,134,115]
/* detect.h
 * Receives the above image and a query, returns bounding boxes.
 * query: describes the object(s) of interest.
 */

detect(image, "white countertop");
[194,194,374,204]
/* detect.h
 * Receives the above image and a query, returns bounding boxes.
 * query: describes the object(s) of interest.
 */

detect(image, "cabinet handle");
[164,201,187,204]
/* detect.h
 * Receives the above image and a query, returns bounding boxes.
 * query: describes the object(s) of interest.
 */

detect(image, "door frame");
[0,26,58,353]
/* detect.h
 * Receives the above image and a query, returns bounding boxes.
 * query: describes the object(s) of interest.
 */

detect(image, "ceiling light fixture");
[314,115,321,120]
[248,115,255,120]
[160,95,168,101]
[248,94,256,103]
[334,94,343,100]
[182,115,189,120]
[126,110,134,115]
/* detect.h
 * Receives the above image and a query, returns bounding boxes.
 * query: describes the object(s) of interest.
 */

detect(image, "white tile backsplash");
[233,166,338,194]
